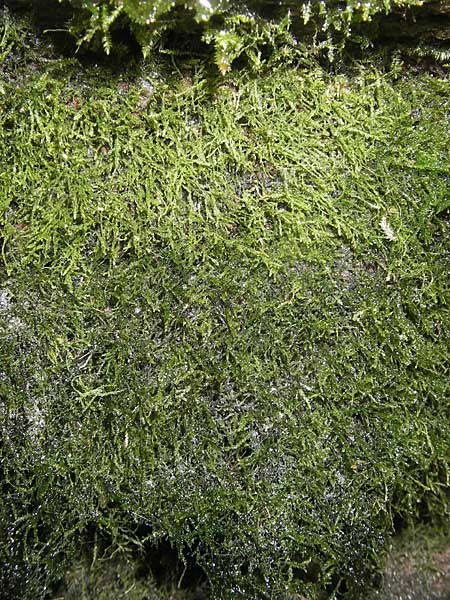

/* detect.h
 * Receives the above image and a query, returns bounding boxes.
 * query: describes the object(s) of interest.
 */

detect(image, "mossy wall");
[0,8,449,599]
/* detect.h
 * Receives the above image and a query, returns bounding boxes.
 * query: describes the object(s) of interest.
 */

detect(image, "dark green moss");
[0,13,449,599]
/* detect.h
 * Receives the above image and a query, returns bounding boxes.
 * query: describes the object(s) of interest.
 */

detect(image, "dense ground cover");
[0,9,449,599]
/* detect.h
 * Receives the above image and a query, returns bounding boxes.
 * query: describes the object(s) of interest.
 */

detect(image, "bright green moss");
[0,12,449,599]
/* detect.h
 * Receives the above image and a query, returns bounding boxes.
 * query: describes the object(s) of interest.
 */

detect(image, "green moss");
[61,0,429,71]
[0,14,449,599]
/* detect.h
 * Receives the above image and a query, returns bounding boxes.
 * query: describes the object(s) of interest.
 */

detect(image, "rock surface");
[371,528,450,600]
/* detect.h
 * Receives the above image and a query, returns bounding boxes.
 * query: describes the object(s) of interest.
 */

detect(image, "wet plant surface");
[0,8,449,600]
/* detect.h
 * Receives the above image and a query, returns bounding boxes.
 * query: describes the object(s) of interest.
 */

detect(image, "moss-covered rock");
[1,9,449,600]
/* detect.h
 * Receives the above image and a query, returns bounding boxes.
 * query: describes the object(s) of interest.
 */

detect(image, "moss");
[0,13,449,599]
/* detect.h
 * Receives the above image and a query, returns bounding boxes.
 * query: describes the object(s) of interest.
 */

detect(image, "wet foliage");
[64,0,445,73]
[0,9,449,599]
[5,0,440,72]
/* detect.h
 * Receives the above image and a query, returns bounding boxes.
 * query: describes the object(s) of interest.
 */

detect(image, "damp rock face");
[370,526,450,600]
[373,0,450,46]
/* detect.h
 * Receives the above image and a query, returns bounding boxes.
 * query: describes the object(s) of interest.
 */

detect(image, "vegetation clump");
[0,8,449,600]
[61,0,435,71]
